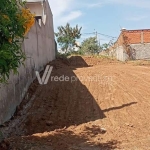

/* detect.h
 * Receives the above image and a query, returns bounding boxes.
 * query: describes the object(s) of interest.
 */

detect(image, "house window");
[25,0,47,25]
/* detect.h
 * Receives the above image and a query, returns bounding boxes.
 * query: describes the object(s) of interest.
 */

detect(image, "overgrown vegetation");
[0,0,35,83]
[78,37,114,55]
[80,37,99,55]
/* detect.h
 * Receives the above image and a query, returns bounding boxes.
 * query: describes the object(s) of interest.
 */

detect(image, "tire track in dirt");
[92,64,150,146]
[111,67,150,143]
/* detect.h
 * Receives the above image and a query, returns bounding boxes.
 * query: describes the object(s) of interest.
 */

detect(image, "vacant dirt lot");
[1,56,150,150]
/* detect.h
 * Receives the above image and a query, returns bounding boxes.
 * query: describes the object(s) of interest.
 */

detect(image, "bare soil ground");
[1,56,150,150]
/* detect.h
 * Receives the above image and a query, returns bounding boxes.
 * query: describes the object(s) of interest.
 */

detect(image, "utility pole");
[98,33,101,47]
[94,29,100,53]
[95,30,101,46]
[96,31,98,42]
[94,29,99,45]
[94,29,98,42]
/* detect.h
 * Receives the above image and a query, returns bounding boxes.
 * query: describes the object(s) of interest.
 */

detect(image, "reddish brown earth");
[1,56,150,150]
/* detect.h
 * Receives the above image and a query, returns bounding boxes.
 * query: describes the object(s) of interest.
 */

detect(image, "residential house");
[109,29,150,61]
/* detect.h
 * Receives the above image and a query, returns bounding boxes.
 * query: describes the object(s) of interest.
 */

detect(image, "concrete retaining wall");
[109,43,150,61]
[0,0,55,124]
[130,43,150,60]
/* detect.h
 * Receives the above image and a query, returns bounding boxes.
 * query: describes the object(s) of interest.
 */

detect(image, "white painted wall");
[0,0,55,124]
[27,3,43,16]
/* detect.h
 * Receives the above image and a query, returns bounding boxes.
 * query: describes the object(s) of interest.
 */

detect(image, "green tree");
[80,37,99,55]
[100,43,109,51]
[55,23,82,53]
[100,40,114,51]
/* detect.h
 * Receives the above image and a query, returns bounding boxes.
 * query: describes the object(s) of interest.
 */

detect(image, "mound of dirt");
[1,56,150,150]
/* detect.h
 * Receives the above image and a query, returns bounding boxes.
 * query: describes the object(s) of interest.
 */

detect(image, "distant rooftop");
[121,29,150,32]
[25,0,44,2]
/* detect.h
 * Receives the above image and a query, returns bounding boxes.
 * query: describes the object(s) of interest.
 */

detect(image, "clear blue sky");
[48,0,150,44]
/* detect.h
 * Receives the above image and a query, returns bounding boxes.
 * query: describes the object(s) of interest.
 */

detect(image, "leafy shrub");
[0,0,35,83]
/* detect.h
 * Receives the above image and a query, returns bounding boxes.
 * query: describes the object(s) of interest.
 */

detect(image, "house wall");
[122,29,150,44]
[110,29,150,61]
[115,46,129,61]
[123,31,141,44]
[108,46,117,58]
[113,42,150,61]
[0,0,55,124]
[123,30,150,60]
[143,31,150,43]
[108,33,128,61]
[108,32,126,61]
[26,3,43,16]
[130,43,150,60]
[26,1,47,24]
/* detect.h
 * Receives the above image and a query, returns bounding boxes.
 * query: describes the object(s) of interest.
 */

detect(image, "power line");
[82,32,117,39]
[81,31,116,47]
[81,37,108,40]
[97,33,117,39]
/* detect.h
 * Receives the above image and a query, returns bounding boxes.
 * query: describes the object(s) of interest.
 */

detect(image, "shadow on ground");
[7,128,119,150]
[103,102,137,112]
[20,56,106,135]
